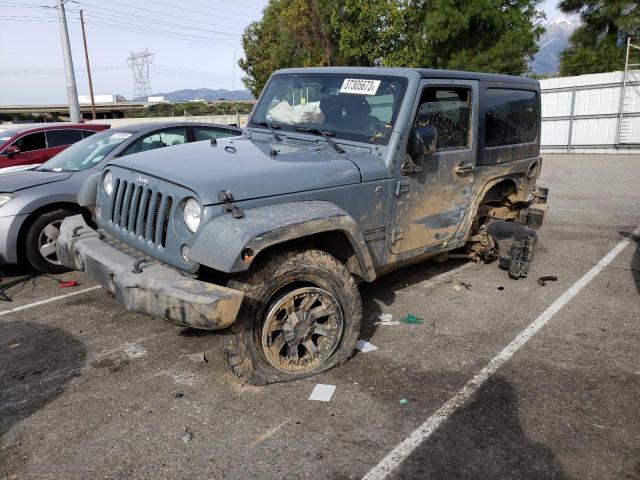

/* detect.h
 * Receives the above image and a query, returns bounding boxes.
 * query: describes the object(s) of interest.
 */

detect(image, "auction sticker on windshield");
[110,132,133,139]
[340,78,381,95]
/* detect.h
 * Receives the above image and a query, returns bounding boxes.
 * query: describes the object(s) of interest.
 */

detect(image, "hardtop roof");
[273,66,539,87]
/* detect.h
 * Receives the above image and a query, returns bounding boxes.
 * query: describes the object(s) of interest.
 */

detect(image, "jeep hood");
[111,137,363,205]
[0,169,73,192]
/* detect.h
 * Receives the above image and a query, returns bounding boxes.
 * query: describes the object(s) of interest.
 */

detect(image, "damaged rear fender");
[189,201,377,281]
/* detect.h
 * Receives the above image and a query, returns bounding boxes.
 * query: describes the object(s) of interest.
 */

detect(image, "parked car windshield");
[37,130,134,172]
[250,73,408,145]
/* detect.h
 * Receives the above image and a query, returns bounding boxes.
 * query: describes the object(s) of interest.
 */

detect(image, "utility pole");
[79,10,96,120]
[57,0,81,122]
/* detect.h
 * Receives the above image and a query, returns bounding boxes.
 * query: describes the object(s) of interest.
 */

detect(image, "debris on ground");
[309,384,336,402]
[175,392,185,399]
[401,314,424,325]
[375,313,400,325]
[355,339,378,353]
[452,282,471,291]
[399,398,408,405]
[181,428,193,443]
[499,231,537,279]
[538,275,558,286]
[184,352,207,364]
[58,280,78,288]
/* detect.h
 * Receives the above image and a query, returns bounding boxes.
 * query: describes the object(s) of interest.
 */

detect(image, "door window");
[413,87,471,150]
[46,129,83,148]
[14,132,46,152]
[81,130,98,138]
[193,127,237,141]
[121,127,187,156]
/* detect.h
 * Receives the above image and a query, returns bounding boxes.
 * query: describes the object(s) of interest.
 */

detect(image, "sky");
[0,0,567,105]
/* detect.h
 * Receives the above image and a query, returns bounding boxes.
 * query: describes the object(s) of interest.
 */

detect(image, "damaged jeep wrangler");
[58,67,548,385]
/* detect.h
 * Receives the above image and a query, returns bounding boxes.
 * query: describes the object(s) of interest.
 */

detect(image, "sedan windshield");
[250,73,407,145]
[37,130,133,172]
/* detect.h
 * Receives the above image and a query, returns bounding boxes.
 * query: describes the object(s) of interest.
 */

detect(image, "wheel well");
[251,231,365,281]
[17,202,89,261]
[480,179,518,206]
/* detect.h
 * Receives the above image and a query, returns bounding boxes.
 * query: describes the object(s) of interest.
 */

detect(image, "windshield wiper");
[251,121,283,142]
[295,127,345,154]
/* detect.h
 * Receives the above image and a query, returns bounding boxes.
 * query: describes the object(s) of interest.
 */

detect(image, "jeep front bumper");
[57,215,244,330]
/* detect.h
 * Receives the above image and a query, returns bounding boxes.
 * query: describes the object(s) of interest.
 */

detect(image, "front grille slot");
[107,177,175,248]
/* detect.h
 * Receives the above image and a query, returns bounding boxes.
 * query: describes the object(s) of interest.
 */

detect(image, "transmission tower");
[127,49,154,99]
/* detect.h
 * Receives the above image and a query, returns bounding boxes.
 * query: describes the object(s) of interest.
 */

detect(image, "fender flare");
[189,201,376,281]
[77,172,100,207]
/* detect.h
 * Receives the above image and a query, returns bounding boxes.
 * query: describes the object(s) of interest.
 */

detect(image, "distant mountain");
[531,18,578,75]
[135,88,254,102]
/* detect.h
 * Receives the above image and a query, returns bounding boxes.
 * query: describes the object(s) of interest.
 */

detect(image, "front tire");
[222,248,362,385]
[24,209,75,274]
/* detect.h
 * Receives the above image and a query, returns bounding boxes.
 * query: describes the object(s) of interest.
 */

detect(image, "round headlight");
[103,171,114,197]
[183,197,201,233]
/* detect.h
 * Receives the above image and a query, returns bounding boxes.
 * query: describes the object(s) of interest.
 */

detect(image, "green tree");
[559,0,639,76]
[238,0,342,97]
[239,0,546,96]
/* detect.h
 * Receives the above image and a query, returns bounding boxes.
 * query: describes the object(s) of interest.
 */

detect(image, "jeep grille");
[110,179,173,248]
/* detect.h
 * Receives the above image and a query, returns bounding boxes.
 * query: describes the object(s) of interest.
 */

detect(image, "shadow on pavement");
[0,321,86,439]
[391,376,571,480]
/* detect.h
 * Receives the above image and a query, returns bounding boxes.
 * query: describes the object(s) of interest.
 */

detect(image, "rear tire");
[222,248,362,385]
[24,209,75,274]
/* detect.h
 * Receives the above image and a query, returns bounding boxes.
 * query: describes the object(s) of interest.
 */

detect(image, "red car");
[0,123,110,170]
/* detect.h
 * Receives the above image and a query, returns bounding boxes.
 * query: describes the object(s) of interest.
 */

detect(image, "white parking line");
[363,226,639,480]
[0,286,101,318]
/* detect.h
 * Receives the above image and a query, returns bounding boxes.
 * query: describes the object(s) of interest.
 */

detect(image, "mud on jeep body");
[58,67,548,385]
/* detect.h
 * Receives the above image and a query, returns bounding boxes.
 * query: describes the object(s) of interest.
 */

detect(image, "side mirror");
[407,125,437,162]
[5,146,20,158]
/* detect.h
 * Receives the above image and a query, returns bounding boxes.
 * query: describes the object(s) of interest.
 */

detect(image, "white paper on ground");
[309,384,336,402]
[374,321,400,326]
[378,313,394,322]
[356,339,378,353]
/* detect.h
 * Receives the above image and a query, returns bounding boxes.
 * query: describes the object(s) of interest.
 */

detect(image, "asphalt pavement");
[1,154,639,480]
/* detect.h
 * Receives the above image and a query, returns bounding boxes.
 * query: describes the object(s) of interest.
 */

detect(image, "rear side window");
[15,132,46,152]
[46,129,83,148]
[193,127,237,141]
[484,89,538,147]
[82,130,98,138]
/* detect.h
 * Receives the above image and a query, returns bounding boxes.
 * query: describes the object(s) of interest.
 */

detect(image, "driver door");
[390,79,478,255]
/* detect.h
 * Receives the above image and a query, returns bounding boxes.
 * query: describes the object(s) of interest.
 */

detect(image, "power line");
[138,0,256,20]
[80,10,240,41]
[76,0,243,36]
[87,0,250,28]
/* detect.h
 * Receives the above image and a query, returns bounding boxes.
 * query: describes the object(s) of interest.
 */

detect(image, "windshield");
[251,73,408,145]
[37,130,133,172]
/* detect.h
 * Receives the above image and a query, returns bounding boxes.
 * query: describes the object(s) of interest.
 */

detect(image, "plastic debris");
[58,280,78,288]
[401,314,423,325]
[452,284,463,292]
[356,339,378,353]
[309,384,336,402]
[537,275,558,286]
[399,398,408,405]
[181,429,193,443]
[375,313,399,325]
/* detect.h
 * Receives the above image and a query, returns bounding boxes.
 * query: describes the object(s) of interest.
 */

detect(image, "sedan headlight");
[183,197,202,233]
[0,192,15,208]
[103,171,114,197]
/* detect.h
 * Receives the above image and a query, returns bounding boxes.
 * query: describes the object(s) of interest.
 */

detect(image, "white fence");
[540,70,640,153]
